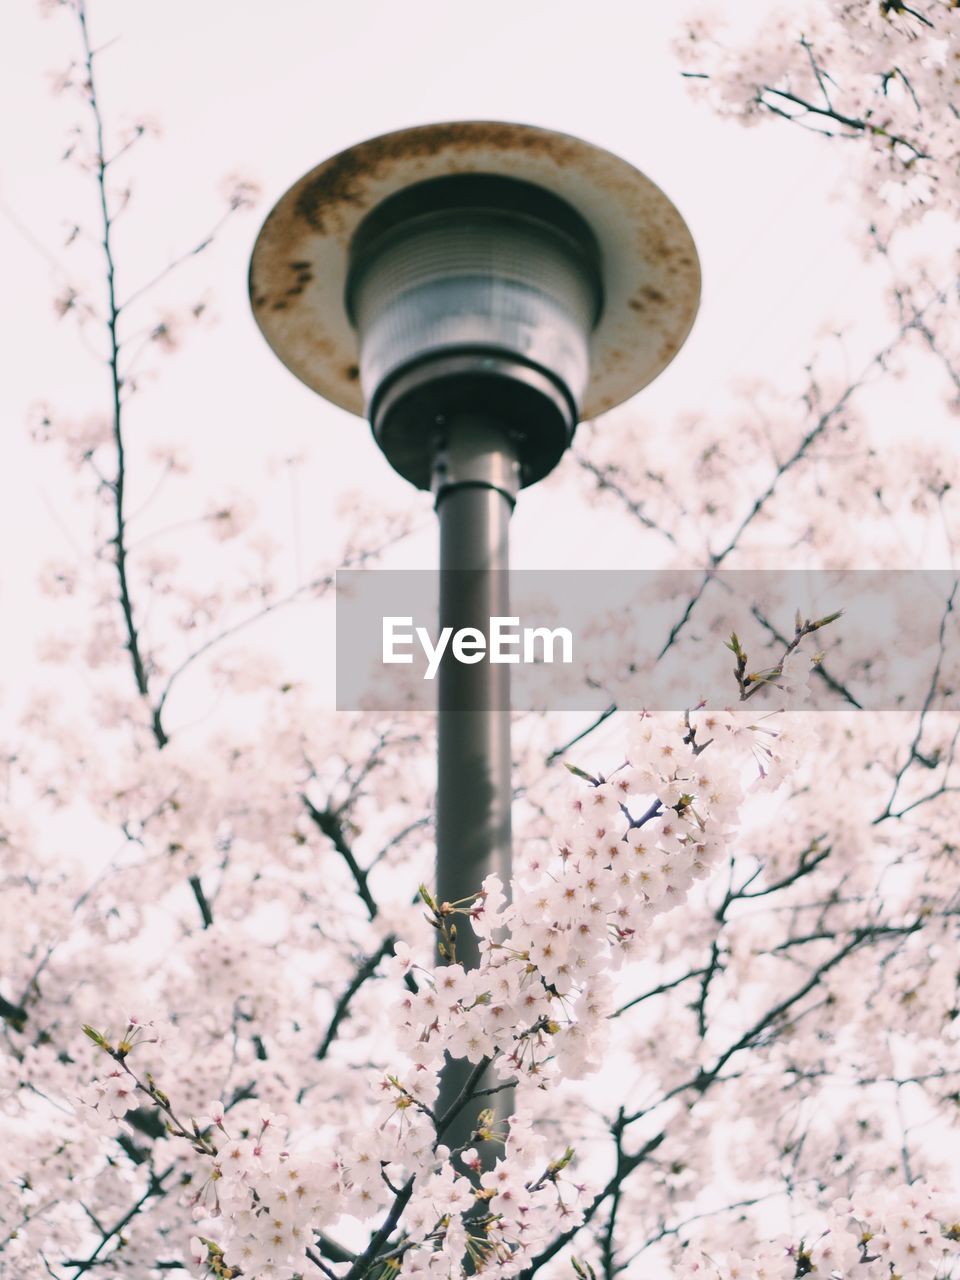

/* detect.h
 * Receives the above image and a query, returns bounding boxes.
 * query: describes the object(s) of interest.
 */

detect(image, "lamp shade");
[249,121,700,489]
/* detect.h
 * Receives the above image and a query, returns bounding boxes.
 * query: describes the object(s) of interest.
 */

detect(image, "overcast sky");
[2,0,897,729]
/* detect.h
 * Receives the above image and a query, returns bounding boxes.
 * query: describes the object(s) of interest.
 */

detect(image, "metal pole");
[433,414,517,1152]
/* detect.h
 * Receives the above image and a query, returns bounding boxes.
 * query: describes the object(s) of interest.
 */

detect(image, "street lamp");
[249,120,700,1145]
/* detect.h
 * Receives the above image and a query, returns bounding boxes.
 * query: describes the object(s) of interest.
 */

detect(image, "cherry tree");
[2,2,959,1279]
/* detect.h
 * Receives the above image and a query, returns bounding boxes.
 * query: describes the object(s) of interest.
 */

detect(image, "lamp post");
[249,121,699,1147]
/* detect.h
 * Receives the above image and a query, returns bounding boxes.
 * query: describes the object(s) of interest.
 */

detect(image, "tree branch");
[315,934,397,1060]
[188,874,213,928]
[303,796,378,921]
[66,1163,175,1276]
[77,0,167,750]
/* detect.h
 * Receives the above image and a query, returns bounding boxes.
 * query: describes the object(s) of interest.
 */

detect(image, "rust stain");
[294,122,590,234]
[628,277,687,314]
[641,230,673,263]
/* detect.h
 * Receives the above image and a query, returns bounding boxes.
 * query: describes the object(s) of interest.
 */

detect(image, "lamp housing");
[248,121,701,490]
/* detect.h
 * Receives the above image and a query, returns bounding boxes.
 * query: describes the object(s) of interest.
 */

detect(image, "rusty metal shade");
[248,121,701,426]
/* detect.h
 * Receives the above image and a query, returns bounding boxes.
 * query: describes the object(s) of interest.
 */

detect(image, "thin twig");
[66,1164,175,1275]
[77,0,167,749]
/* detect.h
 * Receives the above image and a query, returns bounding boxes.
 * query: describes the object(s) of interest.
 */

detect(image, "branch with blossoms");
[81,1019,216,1154]
[150,528,417,747]
[58,598,960,1278]
[725,608,840,701]
[556,305,931,765]
[745,76,930,164]
[679,5,942,166]
[62,1163,177,1277]
[521,908,957,1278]
[874,583,959,824]
[39,6,426,1087]
[68,0,260,751]
[521,647,960,1276]
[167,634,843,1276]
[52,0,417,767]
[748,604,862,708]
[691,836,832,1039]
[654,308,932,663]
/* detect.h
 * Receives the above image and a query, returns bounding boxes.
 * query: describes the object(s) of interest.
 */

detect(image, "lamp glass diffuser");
[345,175,603,489]
[347,175,602,420]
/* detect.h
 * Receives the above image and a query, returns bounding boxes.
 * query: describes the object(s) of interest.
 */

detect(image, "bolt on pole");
[248,118,700,1156]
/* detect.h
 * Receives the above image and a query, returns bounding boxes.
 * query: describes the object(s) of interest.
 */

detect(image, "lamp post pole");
[433,419,517,1144]
[248,118,700,1151]
[435,419,516,961]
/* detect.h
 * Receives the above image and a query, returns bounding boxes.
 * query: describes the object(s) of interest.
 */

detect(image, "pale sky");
[1,0,903,733]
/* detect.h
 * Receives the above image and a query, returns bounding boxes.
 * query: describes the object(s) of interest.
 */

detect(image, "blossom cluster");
[81,674,843,1278]
[677,1181,960,1279]
[676,2,960,240]
[59,663,960,1279]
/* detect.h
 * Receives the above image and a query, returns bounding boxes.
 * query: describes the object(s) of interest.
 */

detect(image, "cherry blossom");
[3,1,960,1277]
